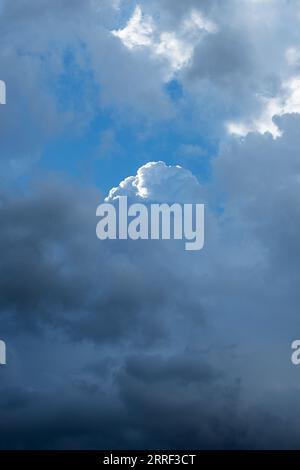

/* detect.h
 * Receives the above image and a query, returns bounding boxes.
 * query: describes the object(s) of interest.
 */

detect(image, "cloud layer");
[1,0,300,450]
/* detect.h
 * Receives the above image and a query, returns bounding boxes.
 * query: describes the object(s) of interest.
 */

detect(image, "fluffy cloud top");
[106,161,204,202]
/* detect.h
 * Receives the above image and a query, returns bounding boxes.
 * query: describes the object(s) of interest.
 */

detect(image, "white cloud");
[111,4,216,77]
[227,76,300,138]
[106,161,204,203]
[112,5,154,49]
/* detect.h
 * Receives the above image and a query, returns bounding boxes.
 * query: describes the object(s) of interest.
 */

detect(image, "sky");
[1,0,300,449]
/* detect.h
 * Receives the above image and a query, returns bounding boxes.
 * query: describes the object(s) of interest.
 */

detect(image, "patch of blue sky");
[39,59,217,194]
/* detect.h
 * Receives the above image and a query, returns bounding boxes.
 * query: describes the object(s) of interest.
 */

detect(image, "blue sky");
[38,55,217,193]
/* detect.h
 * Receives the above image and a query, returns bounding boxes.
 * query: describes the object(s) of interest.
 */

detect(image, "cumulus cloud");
[106,161,204,202]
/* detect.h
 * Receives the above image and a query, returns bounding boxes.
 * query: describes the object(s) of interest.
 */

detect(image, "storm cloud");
[1,0,300,451]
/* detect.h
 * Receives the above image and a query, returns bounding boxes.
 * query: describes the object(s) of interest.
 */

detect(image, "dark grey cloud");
[0,137,300,449]
[0,173,207,348]
[187,28,253,85]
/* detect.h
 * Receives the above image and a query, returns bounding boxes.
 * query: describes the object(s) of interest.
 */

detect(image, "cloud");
[0,0,175,180]
[2,0,300,451]
[137,0,300,139]
[4,0,300,174]
[0,166,206,347]
[112,5,154,50]
[227,77,300,137]
[1,138,300,448]
[106,161,204,202]
[112,5,216,76]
